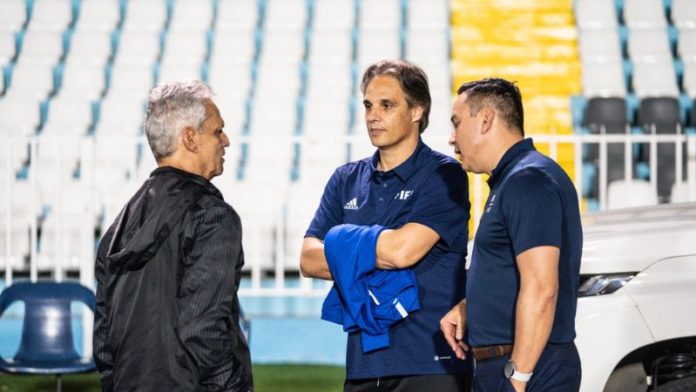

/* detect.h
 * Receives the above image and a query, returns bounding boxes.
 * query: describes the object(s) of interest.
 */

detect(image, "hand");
[439,299,469,359]
[510,379,526,392]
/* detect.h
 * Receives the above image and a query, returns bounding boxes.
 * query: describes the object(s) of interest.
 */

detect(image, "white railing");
[2,133,696,296]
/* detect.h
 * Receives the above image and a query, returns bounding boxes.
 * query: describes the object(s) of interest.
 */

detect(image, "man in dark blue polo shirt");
[301,59,472,391]
[440,78,582,392]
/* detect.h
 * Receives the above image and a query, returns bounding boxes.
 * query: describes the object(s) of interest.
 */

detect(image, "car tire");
[604,363,648,392]
[657,376,696,392]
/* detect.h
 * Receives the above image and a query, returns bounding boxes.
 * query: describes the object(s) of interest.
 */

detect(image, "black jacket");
[93,167,252,391]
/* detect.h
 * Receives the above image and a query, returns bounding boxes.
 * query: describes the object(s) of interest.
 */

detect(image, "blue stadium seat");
[0,281,96,392]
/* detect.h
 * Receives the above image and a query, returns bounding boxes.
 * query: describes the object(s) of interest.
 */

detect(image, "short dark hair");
[360,59,431,133]
[457,78,524,136]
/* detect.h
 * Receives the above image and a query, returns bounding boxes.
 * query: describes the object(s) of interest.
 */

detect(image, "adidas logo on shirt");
[343,198,359,210]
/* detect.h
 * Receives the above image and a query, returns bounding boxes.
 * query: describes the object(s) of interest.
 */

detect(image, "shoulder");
[424,149,468,181]
[191,195,241,229]
[506,166,559,192]
[328,157,372,184]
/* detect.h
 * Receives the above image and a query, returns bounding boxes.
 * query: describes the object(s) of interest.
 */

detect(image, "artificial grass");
[0,364,344,392]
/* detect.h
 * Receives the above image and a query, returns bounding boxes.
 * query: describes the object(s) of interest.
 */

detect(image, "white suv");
[576,202,696,391]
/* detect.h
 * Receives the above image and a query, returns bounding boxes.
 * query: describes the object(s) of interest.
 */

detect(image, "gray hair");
[144,80,214,160]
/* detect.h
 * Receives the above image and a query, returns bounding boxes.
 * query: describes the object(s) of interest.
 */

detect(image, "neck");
[158,155,205,179]
[377,132,419,172]
[485,132,524,175]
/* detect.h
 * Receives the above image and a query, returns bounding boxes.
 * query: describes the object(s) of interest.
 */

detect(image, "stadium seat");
[74,0,120,32]
[121,0,167,32]
[298,139,348,183]
[637,97,684,200]
[406,29,449,65]
[0,95,42,136]
[161,31,208,67]
[210,31,256,66]
[360,0,401,31]
[216,0,259,32]
[38,182,96,271]
[0,281,96,386]
[107,63,155,98]
[682,62,696,98]
[0,0,27,33]
[157,64,202,85]
[258,30,305,65]
[43,94,93,135]
[578,29,623,64]
[357,30,400,70]
[582,61,627,97]
[584,97,632,196]
[113,30,161,66]
[313,0,355,31]
[94,95,145,137]
[28,0,73,32]
[66,31,113,67]
[264,0,308,31]
[677,30,696,63]
[308,31,353,66]
[632,62,680,98]
[408,0,448,30]
[0,31,17,68]
[17,31,64,66]
[208,64,252,100]
[169,0,213,32]
[59,64,106,101]
[671,0,696,30]
[607,180,658,209]
[284,181,325,269]
[627,28,673,64]
[574,0,619,30]
[8,63,56,101]
[623,0,668,30]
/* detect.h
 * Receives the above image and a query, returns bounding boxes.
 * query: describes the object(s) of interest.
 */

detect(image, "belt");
[471,344,513,361]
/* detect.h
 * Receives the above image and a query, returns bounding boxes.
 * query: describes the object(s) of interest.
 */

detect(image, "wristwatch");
[504,360,533,382]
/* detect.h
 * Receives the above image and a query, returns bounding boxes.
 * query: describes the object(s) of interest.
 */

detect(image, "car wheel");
[657,376,696,392]
[604,363,648,392]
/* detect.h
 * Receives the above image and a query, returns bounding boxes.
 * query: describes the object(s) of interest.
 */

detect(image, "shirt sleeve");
[93,228,115,392]
[408,161,470,249]
[305,168,345,240]
[502,168,563,256]
[178,204,252,391]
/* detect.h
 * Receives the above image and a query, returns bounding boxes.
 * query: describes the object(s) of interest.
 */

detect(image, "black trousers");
[473,343,581,392]
[344,373,472,392]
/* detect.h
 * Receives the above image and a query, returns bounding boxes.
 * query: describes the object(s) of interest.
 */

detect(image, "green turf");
[0,364,345,392]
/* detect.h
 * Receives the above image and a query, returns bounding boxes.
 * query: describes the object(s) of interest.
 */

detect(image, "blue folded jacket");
[321,224,420,353]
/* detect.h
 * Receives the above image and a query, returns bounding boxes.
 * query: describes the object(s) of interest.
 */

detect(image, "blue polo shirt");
[306,139,471,379]
[467,138,582,347]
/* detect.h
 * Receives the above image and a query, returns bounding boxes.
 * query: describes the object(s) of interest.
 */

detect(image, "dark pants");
[473,343,581,392]
[345,373,471,392]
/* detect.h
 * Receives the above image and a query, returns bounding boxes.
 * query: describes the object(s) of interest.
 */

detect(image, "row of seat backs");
[583,96,696,133]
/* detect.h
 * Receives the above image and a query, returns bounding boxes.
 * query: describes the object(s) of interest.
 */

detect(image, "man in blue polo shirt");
[301,59,472,391]
[440,78,582,392]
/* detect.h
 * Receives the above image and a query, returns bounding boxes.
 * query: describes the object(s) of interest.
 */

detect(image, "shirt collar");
[369,138,427,182]
[487,138,535,187]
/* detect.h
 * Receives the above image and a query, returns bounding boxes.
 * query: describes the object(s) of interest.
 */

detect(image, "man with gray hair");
[93,80,252,391]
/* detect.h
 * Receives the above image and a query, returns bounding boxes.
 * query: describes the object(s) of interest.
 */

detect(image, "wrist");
[504,360,533,382]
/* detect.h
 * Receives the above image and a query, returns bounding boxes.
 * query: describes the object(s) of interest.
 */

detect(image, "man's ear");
[411,105,424,125]
[181,126,198,153]
[480,107,494,134]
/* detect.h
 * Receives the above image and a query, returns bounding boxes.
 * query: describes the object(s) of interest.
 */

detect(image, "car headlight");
[578,273,636,297]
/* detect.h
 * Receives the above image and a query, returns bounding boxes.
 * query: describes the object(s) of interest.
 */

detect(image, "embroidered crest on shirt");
[343,198,359,210]
[394,190,413,200]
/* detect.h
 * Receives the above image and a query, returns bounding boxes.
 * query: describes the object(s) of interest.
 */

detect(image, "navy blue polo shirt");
[306,139,471,379]
[467,138,582,347]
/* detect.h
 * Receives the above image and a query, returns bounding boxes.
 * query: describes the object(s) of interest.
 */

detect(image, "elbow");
[380,248,416,269]
[299,254,312,278]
